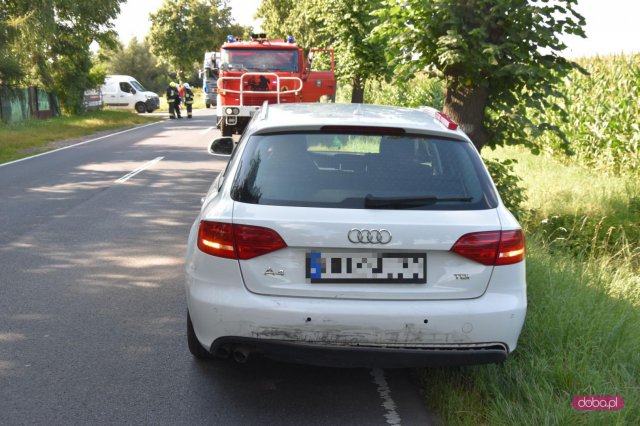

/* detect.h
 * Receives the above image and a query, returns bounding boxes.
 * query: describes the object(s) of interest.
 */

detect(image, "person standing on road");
[175,83,183,119]
[183,83,194,119]
[166,82,178,119]
[178,83,185,102]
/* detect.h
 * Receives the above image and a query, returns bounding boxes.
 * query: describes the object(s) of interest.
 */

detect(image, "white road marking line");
[199,126,214,135]
[371,369,402,426]
[0,121,164,169]
[115,156,164,183]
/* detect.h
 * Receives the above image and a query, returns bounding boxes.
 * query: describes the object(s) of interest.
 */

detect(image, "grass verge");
[0,110,161,164]
[421,239,639,425]
[486,146,640,270]
[419,147,639,425]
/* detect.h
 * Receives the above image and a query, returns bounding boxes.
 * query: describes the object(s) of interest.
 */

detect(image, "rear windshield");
[231,132,499,210]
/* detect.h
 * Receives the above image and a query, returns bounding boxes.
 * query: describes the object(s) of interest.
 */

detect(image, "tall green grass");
[486,146,640,271]
[420,146,640,425]
[421,240,639,425]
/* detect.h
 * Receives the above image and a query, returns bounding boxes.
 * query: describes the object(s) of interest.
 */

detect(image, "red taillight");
[197,221,236,259]
[197,221,287,260]
[451,231,501,265]
[234,224,287,259]
[451,230,525,266]
[495,230,526,265]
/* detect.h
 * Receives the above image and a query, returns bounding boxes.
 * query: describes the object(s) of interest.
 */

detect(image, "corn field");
[536,54,640,175]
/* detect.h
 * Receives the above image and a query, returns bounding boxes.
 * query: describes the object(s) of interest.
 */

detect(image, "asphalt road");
[0,109,433,425]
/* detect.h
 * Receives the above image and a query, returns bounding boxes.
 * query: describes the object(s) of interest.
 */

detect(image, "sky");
[112,0,639,58]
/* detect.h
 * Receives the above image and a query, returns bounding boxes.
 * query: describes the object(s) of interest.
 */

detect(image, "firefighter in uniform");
[166,82,178,119]
[175,88,182,119]
[183,83,194,119]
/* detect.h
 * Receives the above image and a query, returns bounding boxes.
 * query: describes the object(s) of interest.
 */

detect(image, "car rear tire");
[187,311,214,359]
[135,102,146,114]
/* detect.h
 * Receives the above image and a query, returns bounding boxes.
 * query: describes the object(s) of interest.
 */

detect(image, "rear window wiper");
[364,194,473,209]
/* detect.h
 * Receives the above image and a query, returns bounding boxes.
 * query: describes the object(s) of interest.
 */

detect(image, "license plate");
[305,252,426,284]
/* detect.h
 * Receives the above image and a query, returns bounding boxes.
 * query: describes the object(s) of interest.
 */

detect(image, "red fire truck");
[216,34,335,136]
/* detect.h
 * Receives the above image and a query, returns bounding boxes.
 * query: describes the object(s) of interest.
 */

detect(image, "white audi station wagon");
[185,103,526,367]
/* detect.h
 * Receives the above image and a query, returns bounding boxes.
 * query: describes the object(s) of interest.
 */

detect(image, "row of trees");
[0,0,246,114]
[2,0,586,153]
[256,0,586,152]
[1,0,125,113]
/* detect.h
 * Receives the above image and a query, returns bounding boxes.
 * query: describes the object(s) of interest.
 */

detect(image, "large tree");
[255,0,323,50]
[255,0,388,103]
[254,0,295,38]
[311,0,388,103]
[374,0,586,152]
[0,8,24,85]
[149,0,245,81]
[2,0,124,113]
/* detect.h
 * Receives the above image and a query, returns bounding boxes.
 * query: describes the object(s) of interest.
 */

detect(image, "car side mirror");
[131,88,137,94]
[209,137,234,155]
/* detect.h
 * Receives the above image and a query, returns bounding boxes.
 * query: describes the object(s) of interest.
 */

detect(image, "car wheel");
[135,102,146,114]
[146,108,154,113]
[187,311,214,360]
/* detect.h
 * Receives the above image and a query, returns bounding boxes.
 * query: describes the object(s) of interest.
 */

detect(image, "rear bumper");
[216,105,260,120]
[185,260,527,367]
[212,337,507,368]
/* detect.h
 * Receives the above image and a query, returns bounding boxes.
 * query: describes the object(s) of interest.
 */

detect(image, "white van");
[101,75,160,113]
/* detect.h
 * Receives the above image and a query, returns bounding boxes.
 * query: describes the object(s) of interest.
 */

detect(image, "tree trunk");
[351,74,365,104]
[442,84,489,151]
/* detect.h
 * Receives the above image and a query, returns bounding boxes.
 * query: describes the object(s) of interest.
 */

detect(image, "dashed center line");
[115,156,164,183]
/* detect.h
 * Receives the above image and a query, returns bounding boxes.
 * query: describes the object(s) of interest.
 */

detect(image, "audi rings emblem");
[348,229,392,244]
